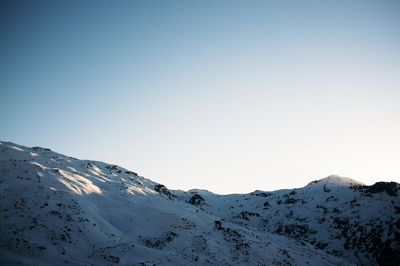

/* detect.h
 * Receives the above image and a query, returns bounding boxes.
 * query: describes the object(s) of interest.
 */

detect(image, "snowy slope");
[174,177,400,265]
[0,141,398,265]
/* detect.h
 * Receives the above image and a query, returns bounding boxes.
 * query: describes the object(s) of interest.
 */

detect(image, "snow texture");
[0,141,399,265]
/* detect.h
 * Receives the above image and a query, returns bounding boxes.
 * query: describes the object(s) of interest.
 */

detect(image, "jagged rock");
[251,191,272,197]
[187,194,204,206]
[144,232,177,249]
[125,171,138,176]
[284,198,298,204]
[154,184,176,199]
[105,165,118,171]
[32,146,51,152]
[236,211,260,221]
[364,182,398,197]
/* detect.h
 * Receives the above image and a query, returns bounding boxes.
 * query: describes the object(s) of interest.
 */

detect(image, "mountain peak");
[308,175,365,187]
[1,141,399,265]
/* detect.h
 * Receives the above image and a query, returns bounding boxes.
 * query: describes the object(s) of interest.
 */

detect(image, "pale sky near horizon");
[1,0,399,194]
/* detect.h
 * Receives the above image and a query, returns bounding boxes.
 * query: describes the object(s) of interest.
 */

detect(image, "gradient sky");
[1,0,399,194]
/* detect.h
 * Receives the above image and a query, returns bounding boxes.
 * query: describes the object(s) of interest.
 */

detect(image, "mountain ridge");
[0,141,399,265]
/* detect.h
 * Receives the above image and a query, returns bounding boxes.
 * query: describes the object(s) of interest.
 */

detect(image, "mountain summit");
[0,141,399,265]
[308,175,365,187]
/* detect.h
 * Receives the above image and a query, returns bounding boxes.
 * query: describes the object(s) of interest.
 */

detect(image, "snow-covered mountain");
[0,141,399,265]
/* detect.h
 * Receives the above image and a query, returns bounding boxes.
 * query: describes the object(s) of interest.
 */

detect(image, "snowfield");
[0,141,399,265]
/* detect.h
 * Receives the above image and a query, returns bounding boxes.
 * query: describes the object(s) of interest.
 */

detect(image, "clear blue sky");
[1,0,399,194]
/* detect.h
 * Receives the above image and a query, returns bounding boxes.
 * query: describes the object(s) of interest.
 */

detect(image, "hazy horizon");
[1,0,399,194]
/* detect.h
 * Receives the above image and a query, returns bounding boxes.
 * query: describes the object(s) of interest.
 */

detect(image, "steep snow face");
[0,141,350,265]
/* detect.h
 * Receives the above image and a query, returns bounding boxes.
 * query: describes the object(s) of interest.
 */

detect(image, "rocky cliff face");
[0,141,398,265]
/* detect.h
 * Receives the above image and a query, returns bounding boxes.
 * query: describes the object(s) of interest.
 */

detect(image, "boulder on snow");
[214,220,223,230]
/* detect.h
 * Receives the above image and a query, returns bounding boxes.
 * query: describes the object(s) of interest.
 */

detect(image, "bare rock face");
[187,193,205,206]
[154,184,176,199]
[363,182,398,197]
